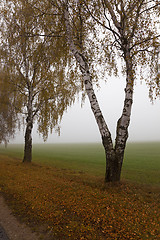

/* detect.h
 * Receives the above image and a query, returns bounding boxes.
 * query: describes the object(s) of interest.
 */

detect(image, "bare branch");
[131,47,155,58]
[130,34,160,50]
[140,2,160,14]
[103,0,122,31]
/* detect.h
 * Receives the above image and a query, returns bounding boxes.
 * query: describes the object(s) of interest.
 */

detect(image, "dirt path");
[0,224,9,240]
[0,196,40,240]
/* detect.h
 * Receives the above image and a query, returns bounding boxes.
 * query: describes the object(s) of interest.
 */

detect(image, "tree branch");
[140,2,160,15]
[84,0,121,40]
[129,0,145,40]
[130,34,160,50]
[103,0,122,31]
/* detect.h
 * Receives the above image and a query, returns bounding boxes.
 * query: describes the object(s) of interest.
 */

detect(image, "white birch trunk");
[115,49,134,177]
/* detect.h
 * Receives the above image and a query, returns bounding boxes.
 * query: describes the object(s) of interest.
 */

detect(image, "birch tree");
[0,0,80,162]
[83,0,160,181]
[49,0,160,182]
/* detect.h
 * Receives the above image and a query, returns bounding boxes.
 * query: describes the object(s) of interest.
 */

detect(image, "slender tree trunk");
[23,117,33,162]
[23,87,33,163]
[114,49,134,180]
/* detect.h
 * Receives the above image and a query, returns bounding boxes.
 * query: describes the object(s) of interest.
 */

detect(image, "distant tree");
[0,0,80,162]
[53,0,160,182]
[0,70,17,146]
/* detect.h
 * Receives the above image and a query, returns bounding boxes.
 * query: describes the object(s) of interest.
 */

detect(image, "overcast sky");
[12,74,160,144]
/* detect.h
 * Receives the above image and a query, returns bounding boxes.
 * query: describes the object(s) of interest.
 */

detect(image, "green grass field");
[0,142,160,186]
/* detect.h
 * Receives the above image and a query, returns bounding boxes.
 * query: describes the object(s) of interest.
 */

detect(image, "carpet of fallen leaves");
[0,155,159,240]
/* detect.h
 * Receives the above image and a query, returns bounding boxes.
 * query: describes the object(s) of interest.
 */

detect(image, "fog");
[12,75,160,144]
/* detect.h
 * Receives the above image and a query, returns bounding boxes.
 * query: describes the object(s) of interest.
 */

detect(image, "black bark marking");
[92,94,96,99]
[119,125,126,130]
[102,135,111,149]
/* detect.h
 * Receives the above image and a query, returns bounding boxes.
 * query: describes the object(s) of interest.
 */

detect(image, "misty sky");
[12,74,160,144]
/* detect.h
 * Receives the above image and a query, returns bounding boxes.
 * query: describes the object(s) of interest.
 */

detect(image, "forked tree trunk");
[64,2,134,182]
